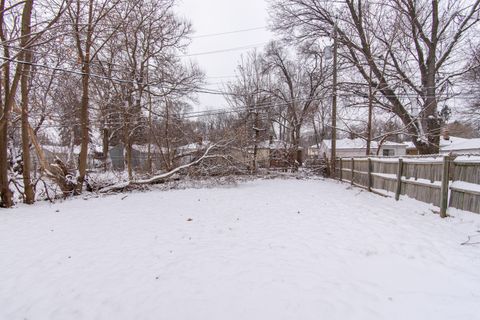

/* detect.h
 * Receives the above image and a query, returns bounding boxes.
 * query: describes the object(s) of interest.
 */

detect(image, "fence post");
[367,157,372,192]
[339,158,343,181]
[351,157,355,185]
[440,155,450,218]
[395,158,404,201]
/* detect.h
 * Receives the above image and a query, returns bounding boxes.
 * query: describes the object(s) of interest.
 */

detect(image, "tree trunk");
[20,0,35,204]
[75,0,94,194]
[126,140,133,180]
[292,124,301,172]
[252,111,259,173]
[102,127,109,171]
[0,117,13,207]
[0,0,16,208]
[76,64,90,193]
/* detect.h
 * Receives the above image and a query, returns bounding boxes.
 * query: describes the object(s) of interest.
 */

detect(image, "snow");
[450,181,480,195]
[402,177,442,188]
[256,139,294,150]
[177,141,211,153]
[131,144,164,154]
[42,144,103,155]
[440,136,480,153]
[454,155,480,163]
[403,157,445,163]
[322,138,407,150]
[370,172,442,188]
[370,157,400,163]
[42,144,79,155]
[371,172,397,180]
[439,136,469,148]
[1,178,480,320]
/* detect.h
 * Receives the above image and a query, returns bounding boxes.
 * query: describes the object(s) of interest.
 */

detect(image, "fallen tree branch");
[460,235,480,246]
[14,104,77,196]
[98,144,226,193]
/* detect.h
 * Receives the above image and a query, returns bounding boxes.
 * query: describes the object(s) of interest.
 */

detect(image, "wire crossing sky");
[176,0,274,111]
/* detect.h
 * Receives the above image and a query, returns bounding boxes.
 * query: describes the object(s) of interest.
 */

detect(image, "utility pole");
[330,21,338,177]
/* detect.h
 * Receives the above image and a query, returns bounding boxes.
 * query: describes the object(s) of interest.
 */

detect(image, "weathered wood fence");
[335,155,480,216]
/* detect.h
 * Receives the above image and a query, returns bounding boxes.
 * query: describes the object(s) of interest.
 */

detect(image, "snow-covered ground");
[1,178,480,320]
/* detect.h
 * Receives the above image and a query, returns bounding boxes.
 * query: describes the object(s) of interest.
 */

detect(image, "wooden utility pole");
[330,21,338,177]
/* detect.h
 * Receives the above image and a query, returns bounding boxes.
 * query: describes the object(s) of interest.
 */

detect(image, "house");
[405,141,418,155]
[176,141,211,165]
[405,134,480,155]
[33,144,102,168]
[109,144,164,171]
[41,145,80,164]
[315,138,407,160]
[247,139,303,168]
[440,136,480,154]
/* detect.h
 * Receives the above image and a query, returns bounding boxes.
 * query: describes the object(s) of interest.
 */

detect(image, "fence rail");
[335,155,480,216]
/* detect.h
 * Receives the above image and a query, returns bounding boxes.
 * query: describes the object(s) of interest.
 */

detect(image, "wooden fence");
[334,155,480,216]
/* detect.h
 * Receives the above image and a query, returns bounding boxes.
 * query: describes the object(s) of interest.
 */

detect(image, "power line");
[192,26,267,39]
[182,42,267,57]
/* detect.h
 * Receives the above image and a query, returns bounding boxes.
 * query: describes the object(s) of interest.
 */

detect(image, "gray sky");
[176,0,275,112]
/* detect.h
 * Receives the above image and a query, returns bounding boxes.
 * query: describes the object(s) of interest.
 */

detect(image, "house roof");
[132,144,165,154]
[441,137,480,152]
[405,136,470,151]
[256,139,293,149]
[177,141,211,153]
[320,138,406,150]
[405,141,416,150]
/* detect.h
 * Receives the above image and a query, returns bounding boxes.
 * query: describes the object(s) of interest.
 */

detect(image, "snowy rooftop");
[42,144,104,155]
[132,144,165,154]
[441,136,480,152]
[256,139,294,149]
[177,141,211,153]
[320,138,407,150]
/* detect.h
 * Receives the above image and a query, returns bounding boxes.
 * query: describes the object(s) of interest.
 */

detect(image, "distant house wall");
[109,144,164,172]
[379,145,406,157]
[109,145,125,170]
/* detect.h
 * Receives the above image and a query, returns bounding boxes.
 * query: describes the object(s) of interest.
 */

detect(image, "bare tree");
[264,41,329,169]
[226,50,273,172]
[0,0,67,206]
[67,0,123,192]
[270,0,480,154]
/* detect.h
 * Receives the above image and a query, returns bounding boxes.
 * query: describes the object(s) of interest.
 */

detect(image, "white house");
[313,138,407,160]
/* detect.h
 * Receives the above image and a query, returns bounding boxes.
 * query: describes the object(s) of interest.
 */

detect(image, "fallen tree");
[98,144,229,193]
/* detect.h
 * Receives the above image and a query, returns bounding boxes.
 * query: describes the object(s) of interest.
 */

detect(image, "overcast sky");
[176,0,276,112]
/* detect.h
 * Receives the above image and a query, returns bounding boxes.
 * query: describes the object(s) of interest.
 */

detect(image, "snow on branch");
[99,143,228,193]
